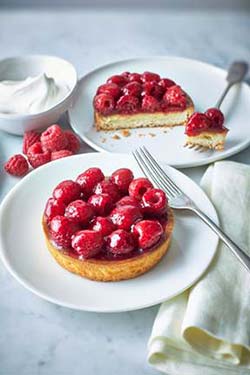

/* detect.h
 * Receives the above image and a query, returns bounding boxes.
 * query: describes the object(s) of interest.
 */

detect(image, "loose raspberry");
[142,82,164,100]
[97,83,121,99]
[27,142,51,168]
[72,230,103,258]
[122,82,142,97]
[205,108,224,128]
[22,131,40,154]
[94,93,115,115]
[185,112,212,136]
[132,220,163,249]
[107,75,128,87]
[109,205,142,231]
[50,215,80,248]
[158,78,175,90]
[110,168,134,194]
[141,71,160,82]
[88,193,113,216]
[51,150,73,161]
[106,229,135,254]
[44,198,66,222]
[64,130,80,153]
[94,180,121,203]
[116,196,141,209]
[128,73,142,83]
[41,124,68,152]
[90,216,115,237]
[128,178,153,200]
[76,168,105,197]
[163,85,187,108]
[65,200,94,226]
[4,154,29,177]
[142,188,167,215]
[116,95,140,114]
[53,180,81,204]
[142,95,160,112]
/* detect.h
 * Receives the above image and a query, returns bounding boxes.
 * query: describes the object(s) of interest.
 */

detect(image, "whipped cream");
[0,73,69,115]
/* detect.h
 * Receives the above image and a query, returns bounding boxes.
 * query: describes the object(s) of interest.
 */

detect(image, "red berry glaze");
[110,168,134,194]
[88,193,113,216]
[94,180,121,203]
[72,230,103,258]
[106,229,135,254]
[27,142,51,168]
[132,220,163,249]
[53,180,81,204]
[122,82,142,97]
[185,112,212,136]
[142,95,160,112]
[44,198,66,222]
[129,177,153,200]
[163,85,187,109]
[22,131,40,154]
[65,200,94,225]
[107,75,127,87]
[141,71,160,82]
[90,216,115,237]
[51,150,73,160]
[142,188,167,214]
[97,83,121,99]
[76,167,105,197]
[109,205,142,231]
[64,130,81,153]
[94,94,115,115]
[205,108,224,128]
[50,215,80,248]
[116,95,140,114]
[4,154,29,177]
[41,124,68,152]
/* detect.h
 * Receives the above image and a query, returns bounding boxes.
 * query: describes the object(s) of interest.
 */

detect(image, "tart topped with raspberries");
[42,167,174,282]
[93,71,194,131]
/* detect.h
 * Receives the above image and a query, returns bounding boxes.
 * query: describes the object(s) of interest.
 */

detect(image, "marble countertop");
[0,8,250,375]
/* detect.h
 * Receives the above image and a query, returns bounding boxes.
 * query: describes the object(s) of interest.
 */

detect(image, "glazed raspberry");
[88,193,113,216]
[51,150,73,160]
[90,216,115,237]
[50,215,80,248]
[22,131,40,154]
[163,85,187,108]
[4,154,29,177]
[44,198,66,222]
[185,112,212,136]
[97,83,121,99]
[128,73,142,83]
[107,75,127,87]
[94,93,115,115]
[205,108,224,128]
[64,130,80,153]
[142,188,167,214]
[158,78,175,89]
[94,180,121,203]
[76,167,105,197]
[116,196,141,209]
[132,220,163,249]
[110,205,142,231]
[27,142,51,168]
[65,200,94,225]
[116,95,140,114]
[121,71,130,78]
[106,229,135,254]
[142,95,160,112]
[128,178,153,200]
[142,82,164,100]
[53,180,81,204]
[110,168,134,194]
[141,71,160,82]
[122,82,142,97]
[72,230,103,258]
[41,124,68,152]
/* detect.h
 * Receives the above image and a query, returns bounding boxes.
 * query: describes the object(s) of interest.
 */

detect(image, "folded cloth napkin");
[148,161,250,375]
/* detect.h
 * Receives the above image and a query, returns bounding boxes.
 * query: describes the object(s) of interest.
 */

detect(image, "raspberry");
[76,168,105,197]
[88,193,113,216]
[90,216,115,237]
[185,112,212,136]
[107,75,128,87]
[94,180,121,203]
[50,215,80,248]
[44,198,66,222]
[53,180,81,204]
[4,154,29,177]
[27,142,51,168]
[163,85,187,108]
[122,82,142,97]
[109,205,142,231]
[158,78,175,90]
[205,108,224,128]
[41,124,68,152]
[65,200,94,225]
[142,82,164,100]
[128,178,153,200]
[72,230,103,258]
[116,95,140,114]
[116,196,141,209]
[110,168,134,194]
[141,71,160,82]
[51,150,73,160]
[142,95,160,112]
[22,131,40,154]
[106,229,135,254]
[94,93,115,115]
[121,71,130,78]
[142,188,167,215]
[97,83,121,99]
[132,220,163,249]
[64,130,80,153]
[128,73,142,83]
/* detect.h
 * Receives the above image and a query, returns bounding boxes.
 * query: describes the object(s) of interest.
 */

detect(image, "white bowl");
[0,55,77,135]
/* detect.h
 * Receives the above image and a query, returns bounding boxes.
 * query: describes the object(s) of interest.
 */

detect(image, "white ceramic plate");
[69,56,250,168]
[0,153,218,312]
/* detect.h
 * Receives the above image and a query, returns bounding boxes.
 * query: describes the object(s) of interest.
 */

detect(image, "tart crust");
[185,129,228,150]
[42,207,174,282]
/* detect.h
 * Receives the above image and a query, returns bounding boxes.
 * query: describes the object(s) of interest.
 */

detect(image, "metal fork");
[133,146,250,273]
[185,61,249,152]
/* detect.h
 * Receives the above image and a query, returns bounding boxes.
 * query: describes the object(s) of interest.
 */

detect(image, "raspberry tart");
[185,108,229,150]
[42,167,174,282]
[93,71,194,131]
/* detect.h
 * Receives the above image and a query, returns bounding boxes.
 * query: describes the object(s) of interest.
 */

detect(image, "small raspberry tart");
[93,71,194,131]
[42,168,174,282]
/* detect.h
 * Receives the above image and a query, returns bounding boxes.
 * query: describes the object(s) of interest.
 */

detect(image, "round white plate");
[69,56,250,168]
[0,153,218,312]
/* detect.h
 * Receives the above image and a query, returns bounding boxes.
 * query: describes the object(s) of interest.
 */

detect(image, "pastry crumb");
[101,138,106,143]
[138,133,145,137]
[112,134,120,140]
[120,129,131,137]
[149,133,156,137]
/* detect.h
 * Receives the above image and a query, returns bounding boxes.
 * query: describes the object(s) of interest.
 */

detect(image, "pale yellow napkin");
[148,161,250,375]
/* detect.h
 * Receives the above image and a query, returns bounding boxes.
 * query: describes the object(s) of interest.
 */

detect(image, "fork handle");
[192,207,250,272]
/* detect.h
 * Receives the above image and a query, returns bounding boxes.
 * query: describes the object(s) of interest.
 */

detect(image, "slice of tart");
[42,167,174,282]
[185,108,229,150]
[93,71,194,131]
